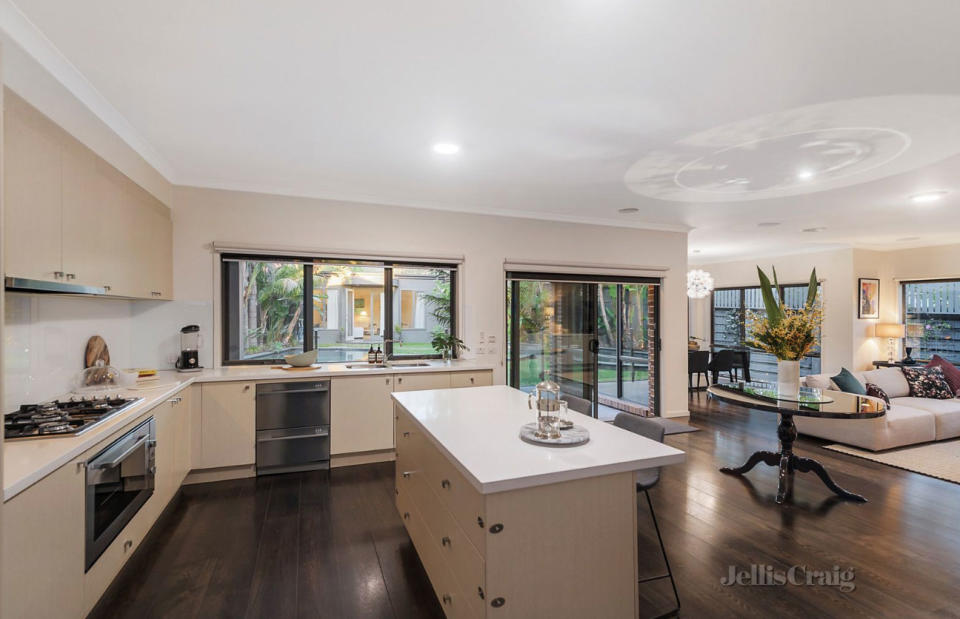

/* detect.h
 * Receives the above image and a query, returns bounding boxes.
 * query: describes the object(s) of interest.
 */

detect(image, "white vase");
[777,359,800,398]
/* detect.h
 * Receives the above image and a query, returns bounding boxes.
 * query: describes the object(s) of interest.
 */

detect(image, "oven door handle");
[257,387,329,396]
[90,435,150,470]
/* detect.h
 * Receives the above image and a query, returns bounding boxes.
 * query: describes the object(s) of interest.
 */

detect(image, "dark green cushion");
[831,368,866,394]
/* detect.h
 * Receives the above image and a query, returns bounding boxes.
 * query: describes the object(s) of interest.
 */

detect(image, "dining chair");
[730,350,751,382]
[709,349,738,384]
[560,393,593,415]
[687,351,710,390]
[612,413,681,618]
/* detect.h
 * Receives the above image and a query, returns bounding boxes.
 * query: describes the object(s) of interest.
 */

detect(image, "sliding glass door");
[508,273,660,418]
[507,279,599,409]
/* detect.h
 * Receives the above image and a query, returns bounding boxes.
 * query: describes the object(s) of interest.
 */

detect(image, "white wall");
[3,293,211,410]
[172,186,691,417]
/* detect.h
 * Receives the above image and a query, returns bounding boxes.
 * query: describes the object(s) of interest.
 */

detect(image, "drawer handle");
[478,587,485,600]
[442,594,452,605]
[401,471,412,479]
[402,431,410,438]
[123,539,133,552]
[398,377,403,384]
[386,378,390,384]
[243,385,251,392]
[441,536,451,547]
[477,516,485,528]
[104,285,112,291]
[403,512,410,520]
[54,271,65,279]
[491,597,506,608]
[66,273,76,280]
[441,479,451,489]
[470,377,475,383]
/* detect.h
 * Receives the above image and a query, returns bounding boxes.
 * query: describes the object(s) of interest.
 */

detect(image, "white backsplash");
[4,293,213,410]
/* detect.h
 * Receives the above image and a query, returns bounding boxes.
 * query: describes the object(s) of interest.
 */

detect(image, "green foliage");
[431,332,469,359]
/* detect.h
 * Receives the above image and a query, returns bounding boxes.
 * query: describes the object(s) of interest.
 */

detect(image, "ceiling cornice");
[0,0,177,181]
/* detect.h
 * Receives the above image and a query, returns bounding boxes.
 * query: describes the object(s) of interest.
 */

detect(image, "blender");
[175,324,203,372]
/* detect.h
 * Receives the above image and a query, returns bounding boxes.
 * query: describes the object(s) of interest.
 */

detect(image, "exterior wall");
[171,186,692,417]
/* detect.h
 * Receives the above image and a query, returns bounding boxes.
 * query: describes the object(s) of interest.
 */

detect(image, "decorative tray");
[519,422,590,447]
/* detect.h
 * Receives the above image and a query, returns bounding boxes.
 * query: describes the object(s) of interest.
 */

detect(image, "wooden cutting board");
[84,335,110,368]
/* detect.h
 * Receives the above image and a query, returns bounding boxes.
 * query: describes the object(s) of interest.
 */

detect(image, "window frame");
[900,277,960,364]
[709,282,823,378]
[220,253,458,365]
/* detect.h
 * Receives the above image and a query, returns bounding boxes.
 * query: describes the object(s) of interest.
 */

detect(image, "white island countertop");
[392,385,685,494]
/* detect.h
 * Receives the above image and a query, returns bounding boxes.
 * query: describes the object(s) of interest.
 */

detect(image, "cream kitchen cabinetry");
[450,371,493,388]
[199,382,256,468]
[394,372,452,392]
[2,90,172,299]
[1,458,86,619]
[330,374,396,454]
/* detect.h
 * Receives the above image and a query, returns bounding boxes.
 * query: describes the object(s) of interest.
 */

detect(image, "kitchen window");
[901,279,960,363]
[221,255,457,364]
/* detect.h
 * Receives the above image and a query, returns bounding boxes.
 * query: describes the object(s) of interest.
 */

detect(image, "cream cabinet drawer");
[409,471,485,618]
[450,371,493,388]
[397,488,474,619]
[419,434,487,556]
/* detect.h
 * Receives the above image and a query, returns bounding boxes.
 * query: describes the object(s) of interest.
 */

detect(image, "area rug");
[655,418,700,435]
[823,440,960,484]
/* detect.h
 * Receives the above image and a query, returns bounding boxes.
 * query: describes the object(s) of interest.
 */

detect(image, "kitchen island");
[392,385,685,619]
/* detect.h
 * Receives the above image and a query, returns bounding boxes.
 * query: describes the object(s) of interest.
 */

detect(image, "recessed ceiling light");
[432,142,461,155]
[896,236,921,242]
[802,226,827,233]
[909,190,948,204]
[757,221,781,228]
[796,169,815,181]
[618,207,639,214]
[691,249,702,254]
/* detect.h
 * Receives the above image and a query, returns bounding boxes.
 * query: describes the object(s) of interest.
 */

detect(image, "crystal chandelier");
[686,269,714,299]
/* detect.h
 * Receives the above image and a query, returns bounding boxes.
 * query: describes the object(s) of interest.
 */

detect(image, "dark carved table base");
[720,413,867,504]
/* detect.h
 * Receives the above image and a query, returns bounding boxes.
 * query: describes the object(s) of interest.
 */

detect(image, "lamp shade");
[875,323,905,338]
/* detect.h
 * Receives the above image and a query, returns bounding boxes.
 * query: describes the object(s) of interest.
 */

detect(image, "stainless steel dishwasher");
[255,380,330,475]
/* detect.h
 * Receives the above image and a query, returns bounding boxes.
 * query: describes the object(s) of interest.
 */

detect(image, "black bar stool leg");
[639,489,680,618]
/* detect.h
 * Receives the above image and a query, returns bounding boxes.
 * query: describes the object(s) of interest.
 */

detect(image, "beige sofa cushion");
[794,402,936,451]
[891,397,960,440]
[861,367,910,398]
[802,374,836,390]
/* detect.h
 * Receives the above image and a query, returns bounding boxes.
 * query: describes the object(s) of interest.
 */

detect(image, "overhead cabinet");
[3,90,172,299]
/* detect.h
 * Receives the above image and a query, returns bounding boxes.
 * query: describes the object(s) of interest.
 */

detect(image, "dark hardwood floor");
[92,393,960,618]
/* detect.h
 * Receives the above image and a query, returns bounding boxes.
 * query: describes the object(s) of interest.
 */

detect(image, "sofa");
[797,367,960,451]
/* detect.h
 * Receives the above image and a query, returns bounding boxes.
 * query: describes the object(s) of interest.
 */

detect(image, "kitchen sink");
[344,362,431,369]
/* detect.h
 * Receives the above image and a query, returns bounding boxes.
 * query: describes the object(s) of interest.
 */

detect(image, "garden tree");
[240,262,306,354]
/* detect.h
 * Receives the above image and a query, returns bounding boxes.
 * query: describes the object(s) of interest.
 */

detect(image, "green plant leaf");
[806,268,818,309]
[756,266,783,326]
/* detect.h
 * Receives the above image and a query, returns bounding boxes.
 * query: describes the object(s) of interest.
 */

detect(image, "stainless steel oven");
[256,381,330,475]
[85,417,156,570]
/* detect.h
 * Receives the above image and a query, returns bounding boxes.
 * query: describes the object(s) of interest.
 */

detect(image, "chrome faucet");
[381,339,398,367]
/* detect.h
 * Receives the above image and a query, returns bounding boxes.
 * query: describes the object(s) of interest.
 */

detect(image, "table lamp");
[875,323,905,363]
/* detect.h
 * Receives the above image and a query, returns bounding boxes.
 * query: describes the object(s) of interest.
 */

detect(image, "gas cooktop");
[4,396,143,440]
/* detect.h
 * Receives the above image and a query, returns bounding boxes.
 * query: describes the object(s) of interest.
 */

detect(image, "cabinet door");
[450,371,493,388]
[1,460,85,619]
[394,372,451,392]
[3,95,63,281]
[330,375,395,454]
[132,197,173,300]
[174,387,194,484]
[200,382,256,468]
[153,400,178,507]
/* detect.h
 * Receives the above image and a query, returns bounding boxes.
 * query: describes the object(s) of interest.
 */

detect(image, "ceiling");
[6,0,960,262]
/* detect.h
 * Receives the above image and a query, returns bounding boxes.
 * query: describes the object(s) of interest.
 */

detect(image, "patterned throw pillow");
[901,366,955,400]
[865,382,890,404]
[926,354,960,395]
